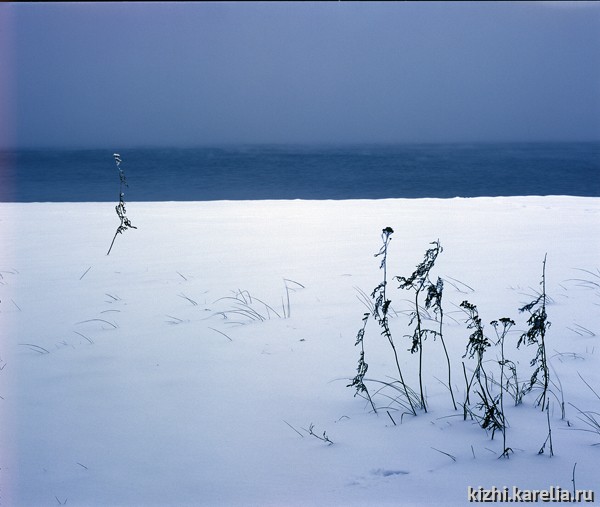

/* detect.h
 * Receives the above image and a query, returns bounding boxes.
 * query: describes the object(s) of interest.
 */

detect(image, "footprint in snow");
[347,469,409,488]
[371,468,410,477]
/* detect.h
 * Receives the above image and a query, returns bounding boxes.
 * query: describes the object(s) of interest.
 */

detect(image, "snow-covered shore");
[1,197,599,506]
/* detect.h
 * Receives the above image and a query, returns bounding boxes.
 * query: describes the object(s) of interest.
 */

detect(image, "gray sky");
[1,1,599,148]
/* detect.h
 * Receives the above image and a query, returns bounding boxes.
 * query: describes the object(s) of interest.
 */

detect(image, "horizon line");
[3,139,600,151]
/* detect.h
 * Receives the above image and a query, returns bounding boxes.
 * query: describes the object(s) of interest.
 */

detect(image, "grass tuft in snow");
[282,278,305,318]
[569,375,600,444]
[215,290,275,323]
[214,281,302,325]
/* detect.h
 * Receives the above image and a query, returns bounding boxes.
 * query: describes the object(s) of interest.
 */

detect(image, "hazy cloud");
[2,1,599,148]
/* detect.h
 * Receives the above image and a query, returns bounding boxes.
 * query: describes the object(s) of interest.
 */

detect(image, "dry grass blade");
[76,318,118,329]
[431,447,457,462]
[19,343,50,354]
[208,327,233,342]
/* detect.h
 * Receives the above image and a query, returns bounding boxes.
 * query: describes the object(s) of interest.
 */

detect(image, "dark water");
[0,143,598,202]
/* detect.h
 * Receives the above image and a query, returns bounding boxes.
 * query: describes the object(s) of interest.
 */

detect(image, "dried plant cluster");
[350,227,557,457]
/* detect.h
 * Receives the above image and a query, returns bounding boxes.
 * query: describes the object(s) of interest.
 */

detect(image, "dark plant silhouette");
[461,301,504,440]
[517,254,551,411]
[491,317,516,458]
[396,240,443,412]
[348,311,377,413]
[107,153,137,256]
[349,227,417,417]
[372,227,416,416]
[425,276,456,410]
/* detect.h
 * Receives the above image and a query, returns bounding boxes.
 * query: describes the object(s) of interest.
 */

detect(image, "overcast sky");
[1,1,599,148]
